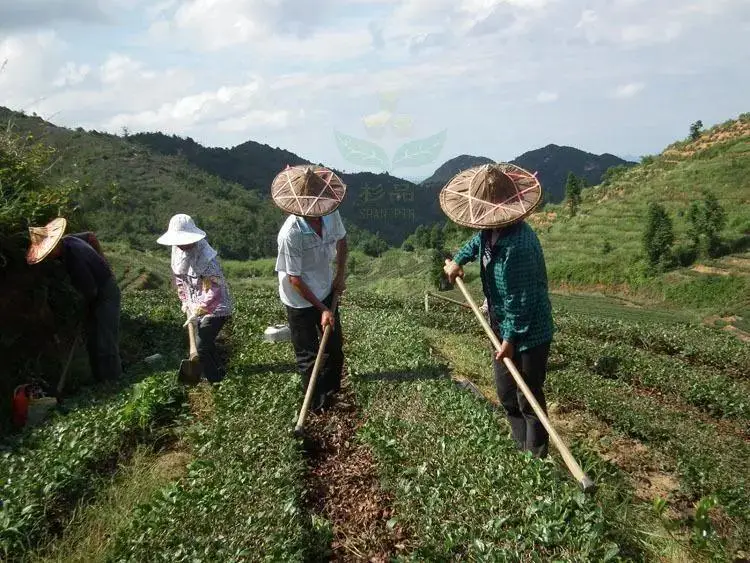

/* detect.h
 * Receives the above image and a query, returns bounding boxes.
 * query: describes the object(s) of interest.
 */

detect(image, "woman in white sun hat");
[157,214,232,383]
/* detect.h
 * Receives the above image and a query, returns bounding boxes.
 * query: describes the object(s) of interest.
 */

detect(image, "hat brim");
[26,218,67,265]
[439,163,543,229]
[156,230,206,246]
[271,165,346,217]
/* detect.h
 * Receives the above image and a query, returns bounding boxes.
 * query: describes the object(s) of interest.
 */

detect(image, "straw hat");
[26,217,67,265]
[156,214,207,246]
[271,165,346,217]
[439,162,543,229]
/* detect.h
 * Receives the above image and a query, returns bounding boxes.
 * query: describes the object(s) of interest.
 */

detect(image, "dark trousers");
[286,293,344,412]
[493,342,551,458]
[85,277,122,382]
[196,315,229,383]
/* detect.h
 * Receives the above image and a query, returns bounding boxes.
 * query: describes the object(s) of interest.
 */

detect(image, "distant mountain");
[421,155,495,186]
[130,133,309,191]
[0,107,284,260]
[512,144,634,203]
[421,146,635,204]
[618,154,642,163]
[130,132,427,246]
[1,107,639,253]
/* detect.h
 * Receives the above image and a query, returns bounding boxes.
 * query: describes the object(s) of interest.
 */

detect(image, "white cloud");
[612,82,645,99]
[53,62,91,87]
[0,31,65,110]
[536,91,558,103]
[100,54,143,84]
[1,0,749,171]
[99,78,299,138]
[217,110,290,132]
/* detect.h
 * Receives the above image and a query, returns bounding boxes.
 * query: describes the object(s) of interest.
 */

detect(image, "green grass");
[0,373,186,559]
[106,290,313,562]
[343,295,636,561]
[532,116,750,315]
[415,300,749,557]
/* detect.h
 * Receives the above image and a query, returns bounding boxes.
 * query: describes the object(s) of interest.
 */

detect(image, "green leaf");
[391,130,447,169]
[333,130,389,169]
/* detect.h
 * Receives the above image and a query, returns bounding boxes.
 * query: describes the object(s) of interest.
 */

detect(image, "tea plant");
[107,291,313,561]
[343,304,625,561]
[0,374,185,558]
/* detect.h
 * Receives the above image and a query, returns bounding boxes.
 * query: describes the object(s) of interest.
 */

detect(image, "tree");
[429,248,451,290]
[430,223,445,251]
[565,172,582,216]
[687,190,726,257]
[689,120,703,141]
[686,201,702,248]
[413,224,430,248]
[643,202,674,270]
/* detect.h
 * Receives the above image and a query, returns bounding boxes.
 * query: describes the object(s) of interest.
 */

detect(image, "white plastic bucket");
[264,324,291,343]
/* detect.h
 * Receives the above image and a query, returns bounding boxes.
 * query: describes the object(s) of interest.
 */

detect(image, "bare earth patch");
[302,379,408,562]
[690,264,731,276]
[548,404,682,505]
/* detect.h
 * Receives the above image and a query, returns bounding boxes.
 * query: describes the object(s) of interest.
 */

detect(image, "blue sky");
[1,0,748,180]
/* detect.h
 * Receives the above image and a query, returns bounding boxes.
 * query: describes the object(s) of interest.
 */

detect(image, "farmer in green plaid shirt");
[440,163,554,458]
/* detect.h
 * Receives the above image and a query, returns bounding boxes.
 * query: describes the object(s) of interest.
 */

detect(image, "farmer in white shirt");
[272,165,348,413]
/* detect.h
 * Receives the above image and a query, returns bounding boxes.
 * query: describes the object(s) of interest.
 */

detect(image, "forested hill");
[0,107,284,260]
[130,132,432,245]
[513,144,634,202]
[421,146,634,204]
[1,107,636,252]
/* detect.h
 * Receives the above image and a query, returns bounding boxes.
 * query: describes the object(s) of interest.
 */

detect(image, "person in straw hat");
[272,164,348,413]
[442,163,554,458]
[157,214,233,383]
[26,218,122,382]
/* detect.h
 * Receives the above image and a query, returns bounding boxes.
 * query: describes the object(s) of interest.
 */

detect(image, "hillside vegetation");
[0,107,284,260]
[130,131,427,245]
[529,114,749,327]
[421,146,633,204]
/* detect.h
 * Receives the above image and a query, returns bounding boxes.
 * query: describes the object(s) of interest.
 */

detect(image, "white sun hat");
[156,214,207,246]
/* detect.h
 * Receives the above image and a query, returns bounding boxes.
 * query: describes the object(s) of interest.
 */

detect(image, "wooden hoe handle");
[294,293,340,435]
[187,319,199,360]
[454,277,595,492]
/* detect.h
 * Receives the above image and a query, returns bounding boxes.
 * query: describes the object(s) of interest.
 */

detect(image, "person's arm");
[65,251,99,304]
[174,275,190,313]
[277,233,335,329]
[444,232,481,283]
[288,276,328,312]
[495,245,535,359]
[333,237,348,293]
[453,232,481,266]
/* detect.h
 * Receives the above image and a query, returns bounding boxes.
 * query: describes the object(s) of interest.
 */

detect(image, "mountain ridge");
[421,145,635,203]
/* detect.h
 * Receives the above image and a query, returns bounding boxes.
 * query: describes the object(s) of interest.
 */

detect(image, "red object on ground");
[12,385,30,428]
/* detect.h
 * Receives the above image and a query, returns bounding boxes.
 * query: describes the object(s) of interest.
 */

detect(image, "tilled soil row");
[301,377,408,561]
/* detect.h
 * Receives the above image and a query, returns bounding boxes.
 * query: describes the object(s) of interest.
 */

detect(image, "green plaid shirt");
[454,221,554,351]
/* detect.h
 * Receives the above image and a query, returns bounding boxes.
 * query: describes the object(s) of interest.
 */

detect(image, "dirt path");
[301,378,407,561]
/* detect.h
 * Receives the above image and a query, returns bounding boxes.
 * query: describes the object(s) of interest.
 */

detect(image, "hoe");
[294,292,340,437]
[178,315,202,384]
[453,277,595,493]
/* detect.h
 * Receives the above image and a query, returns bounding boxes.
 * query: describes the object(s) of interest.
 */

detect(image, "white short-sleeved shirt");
[275,211,347,308]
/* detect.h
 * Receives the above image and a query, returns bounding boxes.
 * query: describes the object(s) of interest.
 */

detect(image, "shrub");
[643,202,674,271]
[674,244,698,267]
